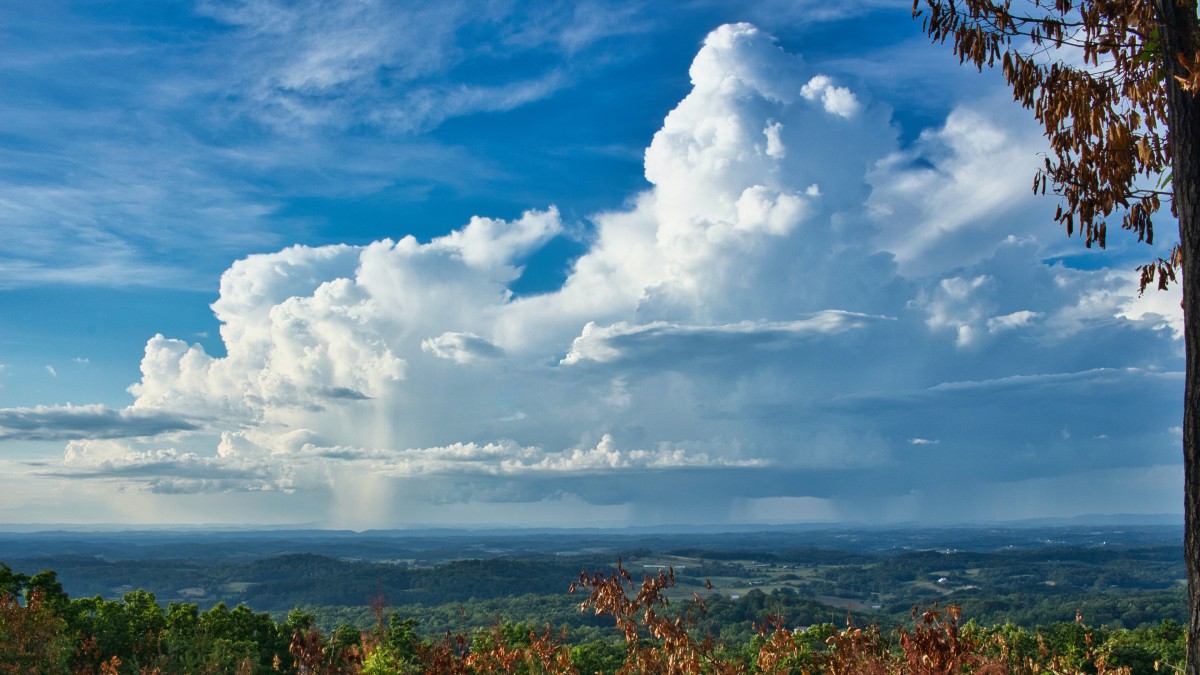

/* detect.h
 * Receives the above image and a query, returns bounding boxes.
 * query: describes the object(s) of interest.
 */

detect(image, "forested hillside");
[0,559,1188,674]
[0,526,1188,673]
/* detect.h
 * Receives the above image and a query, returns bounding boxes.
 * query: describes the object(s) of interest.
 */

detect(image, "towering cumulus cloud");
[27,23,1183,526]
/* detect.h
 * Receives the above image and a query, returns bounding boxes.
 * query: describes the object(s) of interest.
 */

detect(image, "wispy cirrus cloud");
[194,0,641,134]
[0,1,645,290]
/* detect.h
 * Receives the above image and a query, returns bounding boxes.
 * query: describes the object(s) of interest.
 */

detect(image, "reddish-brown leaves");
[914,0,1180,291]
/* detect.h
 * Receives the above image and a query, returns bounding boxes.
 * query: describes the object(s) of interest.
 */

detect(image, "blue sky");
[0,0,1185,528]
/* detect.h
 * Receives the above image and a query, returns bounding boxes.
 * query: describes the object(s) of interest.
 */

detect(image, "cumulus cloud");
[1115,274,1185,339]
[50,438,281,494]
[422,332,504,364]
[11,21,1185,526]
[430,208,563,270]
[39,431,763,496]
[332,434,764,477]
[920,275,993,347]
[987,310,1041,333]
[800,75,860,117]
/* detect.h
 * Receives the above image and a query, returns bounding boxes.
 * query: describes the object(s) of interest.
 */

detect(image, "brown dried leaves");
[915,0,1182,291]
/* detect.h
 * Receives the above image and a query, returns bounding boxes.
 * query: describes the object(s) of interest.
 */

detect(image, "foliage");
[567,560,1183,674]
[913,0,1194,288]
[0,588,73,674]
[0,559,1190,674]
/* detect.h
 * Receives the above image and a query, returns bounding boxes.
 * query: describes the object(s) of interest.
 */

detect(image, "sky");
[0,0,1186,529]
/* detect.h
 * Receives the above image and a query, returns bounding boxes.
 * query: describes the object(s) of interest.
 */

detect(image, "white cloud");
[429,207,563,271]
[800,75,860,117]
[1040,268,1184,340]
[53,438,282,494]
[763,121,786,158]
[422,332,504,364]
[38,431,763,497]
[1115,276,1184,339]
[390,434,764,475]
[987,310,1041,333]
[919,275,992,347]
[867,104,1048,277]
